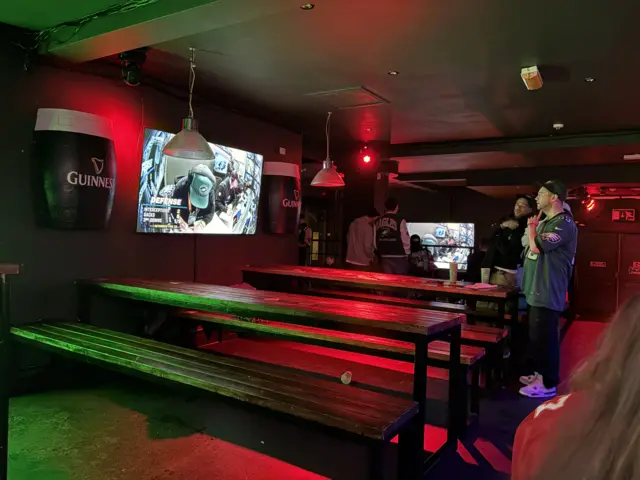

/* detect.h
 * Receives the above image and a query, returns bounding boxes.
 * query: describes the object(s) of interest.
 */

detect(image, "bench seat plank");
[179,310,485,366]
[11,322,417,441]
[308,289,509,340]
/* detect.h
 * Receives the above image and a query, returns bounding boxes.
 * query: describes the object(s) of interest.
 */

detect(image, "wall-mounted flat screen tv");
[406,222,475,270]
[137,128,263,234]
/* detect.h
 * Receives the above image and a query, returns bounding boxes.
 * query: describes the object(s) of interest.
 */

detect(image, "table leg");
[398,336,427,479]
[447,324,465,443]
[497,299,506,328]
[77,284,91,323]
[0,274,11,480]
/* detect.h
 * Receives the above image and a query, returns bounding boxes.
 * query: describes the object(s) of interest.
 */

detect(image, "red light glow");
[586,199,596,211]
[363,155,371,163]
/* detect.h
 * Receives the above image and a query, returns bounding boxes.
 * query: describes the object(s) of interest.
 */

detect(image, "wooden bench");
[12,321,419,480]
[308,287,520,326]
[308,288,507,345]
[176,310,485,421]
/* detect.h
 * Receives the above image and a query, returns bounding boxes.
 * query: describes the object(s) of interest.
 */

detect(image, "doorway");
[574,232,640,318]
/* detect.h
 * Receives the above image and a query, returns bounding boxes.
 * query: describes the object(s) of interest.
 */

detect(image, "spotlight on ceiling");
[119,48,148,87]
[300,3,315,10]
[584,76,595,83]
[388,70,399,76]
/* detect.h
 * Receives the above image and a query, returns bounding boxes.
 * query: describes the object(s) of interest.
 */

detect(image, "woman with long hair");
[512,295,640,480]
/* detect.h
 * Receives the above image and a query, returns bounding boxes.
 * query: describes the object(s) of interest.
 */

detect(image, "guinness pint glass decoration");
[261,162,301,234]
[32,109,116,230]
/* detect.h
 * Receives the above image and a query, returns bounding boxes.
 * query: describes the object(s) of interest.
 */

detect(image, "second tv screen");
[406,222,475,270]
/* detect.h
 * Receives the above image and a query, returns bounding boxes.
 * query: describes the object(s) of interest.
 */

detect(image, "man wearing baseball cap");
[519,179,578,398]
[160,164,218,232]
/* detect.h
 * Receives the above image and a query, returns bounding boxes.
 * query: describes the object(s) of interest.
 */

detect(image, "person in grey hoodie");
[345,208,379,270]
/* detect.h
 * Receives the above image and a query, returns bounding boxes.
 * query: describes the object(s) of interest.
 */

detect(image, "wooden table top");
[0,263,20,275]
[80,278,463,340]
[243,265,518,299]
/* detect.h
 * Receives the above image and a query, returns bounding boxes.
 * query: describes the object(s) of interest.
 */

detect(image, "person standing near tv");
[374,198,411,275]
[159,164,218,233]
[298,213,312,266]
[519,180,577,398]
[482,194,536,289]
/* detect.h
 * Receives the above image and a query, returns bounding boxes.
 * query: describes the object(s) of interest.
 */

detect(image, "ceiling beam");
[390,130,640,158]
[397,163,640,186]
[45,0,300,62]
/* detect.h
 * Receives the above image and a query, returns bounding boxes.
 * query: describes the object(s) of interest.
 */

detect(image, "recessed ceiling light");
[300,3,315,10]
[388,70,399,76]
[366,127,376,132]
[584,76,595,82]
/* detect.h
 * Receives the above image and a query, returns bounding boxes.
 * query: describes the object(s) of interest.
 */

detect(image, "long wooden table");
[78,278,465,477]
[242,265,520,323]
[0,263,20,480]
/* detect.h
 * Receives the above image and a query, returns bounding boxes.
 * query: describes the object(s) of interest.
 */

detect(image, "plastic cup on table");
[481,268,491,284]
[449,263,458,282]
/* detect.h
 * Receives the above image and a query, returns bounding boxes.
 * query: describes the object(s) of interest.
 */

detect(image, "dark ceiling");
[3,0,640,193]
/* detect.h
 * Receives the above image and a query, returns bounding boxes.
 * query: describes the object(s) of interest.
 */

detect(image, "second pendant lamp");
[163,48,215,161]
[311,112,345,188]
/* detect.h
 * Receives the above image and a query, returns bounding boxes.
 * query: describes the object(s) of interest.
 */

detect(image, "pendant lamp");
[311,112,345,187]
[163,48,214,160]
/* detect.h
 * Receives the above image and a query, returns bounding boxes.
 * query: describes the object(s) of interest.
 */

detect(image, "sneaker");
[519,378,557,398]
[519,372,540,386]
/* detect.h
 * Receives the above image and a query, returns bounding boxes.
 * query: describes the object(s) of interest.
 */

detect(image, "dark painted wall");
[388,186,514,242]
[570,198,640,234]
[0,41,301,325]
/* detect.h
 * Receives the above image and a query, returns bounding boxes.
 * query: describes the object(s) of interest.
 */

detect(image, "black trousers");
[528,305,561,388]
[298,247,309,266]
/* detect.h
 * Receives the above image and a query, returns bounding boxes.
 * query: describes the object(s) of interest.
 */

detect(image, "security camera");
[119,48,148,87]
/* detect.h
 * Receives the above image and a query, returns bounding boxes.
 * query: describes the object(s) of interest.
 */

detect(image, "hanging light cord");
[187,48,197,119]
[325,111,333,160]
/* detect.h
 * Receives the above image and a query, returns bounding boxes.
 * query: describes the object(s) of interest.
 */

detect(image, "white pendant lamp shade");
[162,48,213,160]
[162,118,214,160]
[311,111,345,188]
[311,159,345,187]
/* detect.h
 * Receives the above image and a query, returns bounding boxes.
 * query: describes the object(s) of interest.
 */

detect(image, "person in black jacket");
[482,194,536,288]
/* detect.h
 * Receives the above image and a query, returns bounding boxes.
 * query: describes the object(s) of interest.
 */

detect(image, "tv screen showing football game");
[406,222,475,270]
[137,128,263,234]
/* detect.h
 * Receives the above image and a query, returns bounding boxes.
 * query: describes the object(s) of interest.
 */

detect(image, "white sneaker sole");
[519,386,557,398]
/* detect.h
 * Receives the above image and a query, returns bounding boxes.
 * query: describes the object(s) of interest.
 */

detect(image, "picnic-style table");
[0,263,20,480]
[77,277,466,476]
[242,265,520,324]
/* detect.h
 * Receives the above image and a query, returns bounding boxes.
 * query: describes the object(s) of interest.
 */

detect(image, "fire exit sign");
[612,208,636,222]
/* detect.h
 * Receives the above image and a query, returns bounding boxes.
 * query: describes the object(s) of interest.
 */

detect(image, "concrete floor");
[8,321,607,480]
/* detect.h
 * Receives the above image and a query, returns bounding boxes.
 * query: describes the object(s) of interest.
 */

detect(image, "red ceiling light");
[585,198,596,211]
[360,144,375,164]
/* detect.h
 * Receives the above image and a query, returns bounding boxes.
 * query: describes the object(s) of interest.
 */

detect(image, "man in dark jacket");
[483,194,536,288]
[374,198,410,275]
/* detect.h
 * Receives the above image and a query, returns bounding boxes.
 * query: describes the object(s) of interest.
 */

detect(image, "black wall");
[0,39,302,326]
